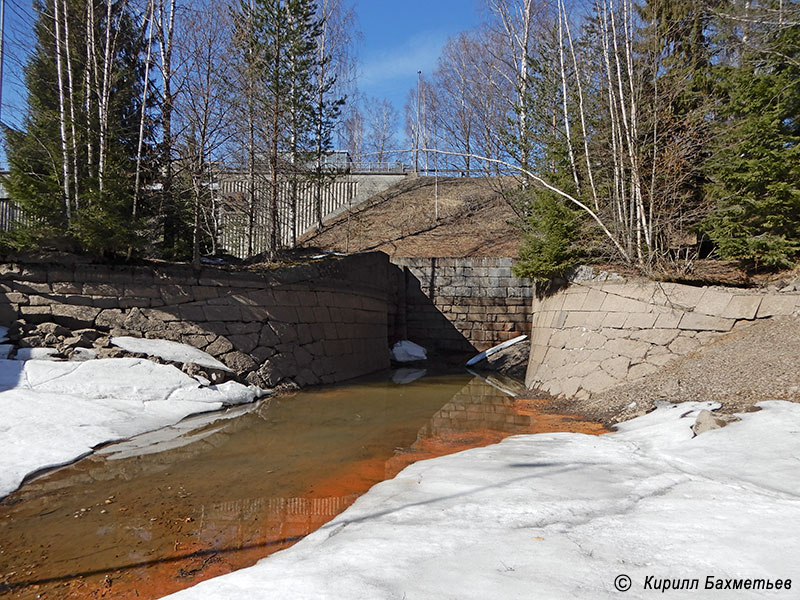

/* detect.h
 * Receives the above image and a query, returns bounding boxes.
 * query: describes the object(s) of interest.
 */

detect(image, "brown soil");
[300,176,524,258]
[296,175,800,287]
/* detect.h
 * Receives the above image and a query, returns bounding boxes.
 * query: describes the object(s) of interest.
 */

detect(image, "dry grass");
[300,176,525,258]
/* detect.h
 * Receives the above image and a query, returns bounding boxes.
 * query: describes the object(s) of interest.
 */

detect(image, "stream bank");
[0,372,605,600]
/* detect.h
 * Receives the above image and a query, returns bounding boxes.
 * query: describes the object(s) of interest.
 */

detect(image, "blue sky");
[0,0,482,166]
[355,0,481,114]
[1,0,36,164]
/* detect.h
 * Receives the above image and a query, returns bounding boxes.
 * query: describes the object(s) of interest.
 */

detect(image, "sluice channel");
[0,372,606,599]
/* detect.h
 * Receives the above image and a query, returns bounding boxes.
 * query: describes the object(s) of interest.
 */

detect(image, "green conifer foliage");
[248,0,329,254]
[3,0,150,255]
[703,21,800,269]
[513,191,583,282]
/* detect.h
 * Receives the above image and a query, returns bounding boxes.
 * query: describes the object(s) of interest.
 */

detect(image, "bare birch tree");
[363,96,397,163]
[174,0,235,267]
[133,0,156,222]
[429,32,479,174]
[155,0,178,255]
[484,0,545,175]
[339,100,364,161]
[52,0,71,223]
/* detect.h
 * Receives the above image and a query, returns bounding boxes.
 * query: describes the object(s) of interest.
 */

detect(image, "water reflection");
[0,374,604,600]
[420,376,534,438]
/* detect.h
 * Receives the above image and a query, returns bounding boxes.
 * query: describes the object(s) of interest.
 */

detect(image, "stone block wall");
[526,276,800,399]
[390,257,533,353]
[0,253,391,388]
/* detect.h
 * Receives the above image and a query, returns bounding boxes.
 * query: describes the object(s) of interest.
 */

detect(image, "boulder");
[256,359,286,387]
[35,322,71,337]
[222,351,258,373]
[692,410,740,436]
[50,304,100,329]
[18,335,44,348]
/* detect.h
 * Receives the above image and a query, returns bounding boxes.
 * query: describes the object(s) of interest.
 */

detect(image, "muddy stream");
[0,372,606,599]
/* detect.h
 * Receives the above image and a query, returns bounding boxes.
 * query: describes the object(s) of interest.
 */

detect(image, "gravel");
[553,316,800,425]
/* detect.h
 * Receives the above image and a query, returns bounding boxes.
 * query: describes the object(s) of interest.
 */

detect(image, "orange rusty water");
[0,374,607,600]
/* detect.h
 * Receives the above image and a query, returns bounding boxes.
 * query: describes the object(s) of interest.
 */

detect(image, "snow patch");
[0,357,267,498]
[111,336,232,372]
[390,340,427,362]
[14,347,59,361]
[70,348,97,361]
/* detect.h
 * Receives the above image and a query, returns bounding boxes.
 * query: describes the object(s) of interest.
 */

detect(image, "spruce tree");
[3,0,151,255]
[513,190,583,282]
[703,16,800,269]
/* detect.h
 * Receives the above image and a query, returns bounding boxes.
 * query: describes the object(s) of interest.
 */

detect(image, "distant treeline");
[2,0,798,278]
[397,0,799,277]
[2,0,358,263]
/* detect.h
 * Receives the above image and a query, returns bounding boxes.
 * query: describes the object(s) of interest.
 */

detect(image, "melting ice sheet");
[0,357,266,497]
[164,401,800,600]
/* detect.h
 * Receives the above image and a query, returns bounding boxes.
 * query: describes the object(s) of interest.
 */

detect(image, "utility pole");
[434,166,438,220]
[415,70,420,174]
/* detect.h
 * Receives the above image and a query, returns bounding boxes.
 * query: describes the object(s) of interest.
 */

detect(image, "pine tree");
[309,3,345,234]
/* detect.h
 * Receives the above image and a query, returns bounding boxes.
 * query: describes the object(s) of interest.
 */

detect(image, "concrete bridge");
[0,168,409,258]
[217,170,409,258]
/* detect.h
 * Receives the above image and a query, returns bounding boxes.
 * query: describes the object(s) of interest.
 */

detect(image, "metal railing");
[216,175,359,258]
[0,198,35,231]
[349,162,407,174]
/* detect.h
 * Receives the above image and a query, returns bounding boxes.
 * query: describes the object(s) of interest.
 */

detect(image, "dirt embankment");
[552,316,800,425]
[301,176,524,258]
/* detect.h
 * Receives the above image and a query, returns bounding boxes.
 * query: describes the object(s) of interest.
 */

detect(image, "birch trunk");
[53,0,72,224]
[246,0,256,257]
[600,0,624,234]
[98,0,114,196]
[557,0,580,193]
[61,0,79,210]
[562,0,599,209]
[158,0,176,252]
[247,96,255,257]
[609,0,645,260]
[133,0,156,221]
[84,0,96,178]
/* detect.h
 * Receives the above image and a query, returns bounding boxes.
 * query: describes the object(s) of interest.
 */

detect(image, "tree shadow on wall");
[534,277,569,301]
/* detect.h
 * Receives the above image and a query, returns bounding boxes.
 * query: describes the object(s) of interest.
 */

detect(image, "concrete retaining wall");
[391,257,534,353]
[0,253,391,388]
[525,275,800,399]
